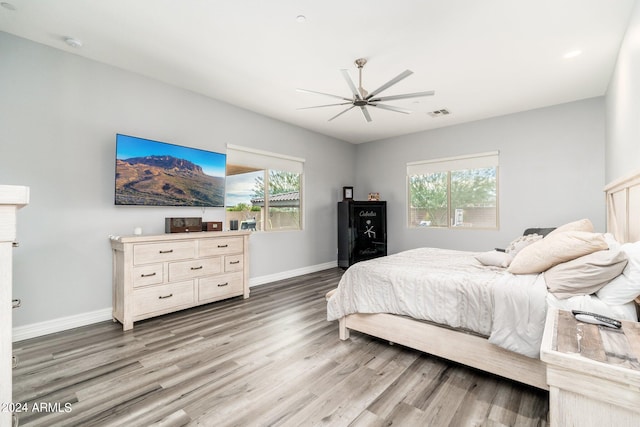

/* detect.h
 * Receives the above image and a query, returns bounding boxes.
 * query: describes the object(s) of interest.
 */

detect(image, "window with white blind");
[225,145,304,232]
[407,151,499,229]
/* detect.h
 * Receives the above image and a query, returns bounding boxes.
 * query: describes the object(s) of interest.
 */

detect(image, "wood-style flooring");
[12,268,548,426]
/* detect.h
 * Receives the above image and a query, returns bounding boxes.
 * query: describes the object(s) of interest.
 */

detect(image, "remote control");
[571,310,622,329]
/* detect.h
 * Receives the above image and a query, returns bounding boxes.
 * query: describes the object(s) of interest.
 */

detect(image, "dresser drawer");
[132,264,163,287]
[198,272,243,302]
[132,281,194,316]
[168,257,222,281]
[224,254,244,272]
[199,237,243,257]
[134,241,196,265]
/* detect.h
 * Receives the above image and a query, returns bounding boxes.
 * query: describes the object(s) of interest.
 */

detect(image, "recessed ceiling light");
[563,50,582,59]
[0,2,16,10]
[64,37,83,48]
[296,15,306,23]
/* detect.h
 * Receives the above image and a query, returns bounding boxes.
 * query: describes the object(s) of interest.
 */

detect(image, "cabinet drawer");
[198,272,243,302]
[134,241,196,265]
[132,264,163,287]
[199,237,243,257]
[133,281,194,316]
[224,254,244,272]
[169,257,221,281]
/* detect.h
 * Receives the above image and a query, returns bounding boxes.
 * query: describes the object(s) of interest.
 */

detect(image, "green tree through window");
[408,154,498,229]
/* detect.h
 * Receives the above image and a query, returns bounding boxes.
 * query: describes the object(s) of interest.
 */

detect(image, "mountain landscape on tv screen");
[115,155,225,206]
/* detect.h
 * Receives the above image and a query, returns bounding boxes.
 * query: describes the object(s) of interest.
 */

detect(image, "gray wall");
[0,30,613,331]
[606,0,640,182]
[1,33,356,327]
[354,98,606,254]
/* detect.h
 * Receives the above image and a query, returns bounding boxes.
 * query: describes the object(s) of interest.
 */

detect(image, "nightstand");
[540,307,640,427]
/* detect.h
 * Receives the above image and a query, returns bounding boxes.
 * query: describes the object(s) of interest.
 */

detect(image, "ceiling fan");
[297,58,435,122]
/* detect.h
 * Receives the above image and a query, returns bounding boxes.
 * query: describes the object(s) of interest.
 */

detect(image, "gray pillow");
[544,249,628,299]
[523,227,556,237]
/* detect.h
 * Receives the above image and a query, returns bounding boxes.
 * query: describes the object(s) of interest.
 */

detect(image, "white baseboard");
[249,261,337,287]
[13,261,338,342]
[13,307,113,342]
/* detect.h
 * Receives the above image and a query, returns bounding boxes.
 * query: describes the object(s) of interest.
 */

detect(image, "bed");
[327,170,640,391]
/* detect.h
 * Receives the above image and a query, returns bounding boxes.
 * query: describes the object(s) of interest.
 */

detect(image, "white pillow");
[508,231,608,274]
[475,251,513,268]
[597,241,640,305]
[604,233,622,251]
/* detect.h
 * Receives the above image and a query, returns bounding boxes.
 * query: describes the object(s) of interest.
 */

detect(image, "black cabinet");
[338,200,387,268]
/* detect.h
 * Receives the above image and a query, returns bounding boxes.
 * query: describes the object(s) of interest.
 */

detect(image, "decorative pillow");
[597,241,640,304]
[505,233,542,255]
[507,231,608,274]
[544,249,627,299]
[475,251,514,268]
[546,218,593,238]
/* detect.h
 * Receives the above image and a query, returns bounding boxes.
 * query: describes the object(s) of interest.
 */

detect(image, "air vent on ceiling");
[428,108,451,118]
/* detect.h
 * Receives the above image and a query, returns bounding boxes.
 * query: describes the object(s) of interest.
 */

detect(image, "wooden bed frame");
[334,170,640,391]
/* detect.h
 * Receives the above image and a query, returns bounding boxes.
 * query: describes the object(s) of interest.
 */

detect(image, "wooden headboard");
[605,170,640,310]
[605,170,640,244]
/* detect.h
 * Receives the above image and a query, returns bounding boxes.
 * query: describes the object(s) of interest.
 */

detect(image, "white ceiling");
[0,0,635,144]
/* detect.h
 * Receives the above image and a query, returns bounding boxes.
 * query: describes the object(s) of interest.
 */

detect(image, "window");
[225,145,304,232]
[407,151,498,229]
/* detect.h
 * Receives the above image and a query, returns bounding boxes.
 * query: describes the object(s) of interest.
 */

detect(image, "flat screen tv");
[115,134,226,207]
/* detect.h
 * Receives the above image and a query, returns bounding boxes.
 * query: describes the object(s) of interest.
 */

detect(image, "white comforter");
[327,248,548,358]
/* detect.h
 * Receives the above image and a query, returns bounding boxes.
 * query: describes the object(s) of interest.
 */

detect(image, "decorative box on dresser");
[0,185,29,427]
[110,230,250,331]
[541,307,640,427]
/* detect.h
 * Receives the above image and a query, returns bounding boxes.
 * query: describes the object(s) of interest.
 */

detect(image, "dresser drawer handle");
[190,266,203,270]
[217,244,228,248]
[158,293,173,299]
[141,272,157,278]
[159,249,174,254]
[12,355,18,368]
[229,260,241,265]
[217,282,229,287]
[12,299,21,309]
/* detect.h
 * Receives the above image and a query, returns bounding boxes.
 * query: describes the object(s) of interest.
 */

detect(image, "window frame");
[406,151,499,230]
[226,144,305,233]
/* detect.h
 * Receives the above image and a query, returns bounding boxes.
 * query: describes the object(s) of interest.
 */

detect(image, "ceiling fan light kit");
[298,58,435,122]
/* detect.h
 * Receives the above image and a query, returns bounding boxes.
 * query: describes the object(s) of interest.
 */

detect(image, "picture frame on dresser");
[342,186,353,200]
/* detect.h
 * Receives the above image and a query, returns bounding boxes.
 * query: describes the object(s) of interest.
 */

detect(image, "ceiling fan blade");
[297,102,352,110]
[360,106,372,122]
[369,90,435,102]
[369,103,411,114]
[296,88,351,102]
[328,105,356,121]
[365,69,413,100]
[340,70,361,100]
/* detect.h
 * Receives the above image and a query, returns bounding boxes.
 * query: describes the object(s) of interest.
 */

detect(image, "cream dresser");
[0,185,29,427]
[110,230,250,331]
